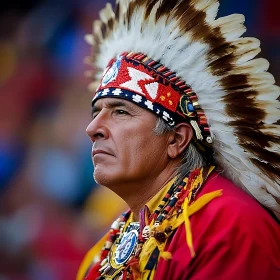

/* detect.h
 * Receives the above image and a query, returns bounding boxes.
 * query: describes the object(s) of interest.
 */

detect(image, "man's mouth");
[92,149,113,157]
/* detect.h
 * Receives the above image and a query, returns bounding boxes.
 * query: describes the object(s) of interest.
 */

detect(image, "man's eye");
[115,109,128,115]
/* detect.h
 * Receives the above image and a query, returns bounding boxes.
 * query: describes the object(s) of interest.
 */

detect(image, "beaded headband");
[93,52,213,144]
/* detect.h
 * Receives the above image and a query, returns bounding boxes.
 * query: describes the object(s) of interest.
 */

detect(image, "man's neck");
[106,163,179,220]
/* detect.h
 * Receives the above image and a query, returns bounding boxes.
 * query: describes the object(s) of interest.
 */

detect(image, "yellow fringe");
[139,237,160,272]
[160,251,172,260]
[140,249,172,279]
[140,190,223,277]
[188,190,223,216]
[150,268,156,280]
[183,198,196,258]
[76,231,109,280]
[142,268,156,280]
[182,189,223,258]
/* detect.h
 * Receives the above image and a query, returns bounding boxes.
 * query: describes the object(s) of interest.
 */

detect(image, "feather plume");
[87,0,280,218]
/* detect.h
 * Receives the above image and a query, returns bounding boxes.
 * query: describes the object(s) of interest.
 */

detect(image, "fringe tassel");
[183,189,223,258]
[139,237,160,272]
[160,251,172,260]
[183,198,196,258]
[188,190,223,216]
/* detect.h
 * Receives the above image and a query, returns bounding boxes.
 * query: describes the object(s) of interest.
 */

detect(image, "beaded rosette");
[99,221,140,279]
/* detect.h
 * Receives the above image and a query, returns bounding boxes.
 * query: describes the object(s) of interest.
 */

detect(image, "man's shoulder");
[181,171,280,258]
[164,172,280,280]
[196,171,279,228]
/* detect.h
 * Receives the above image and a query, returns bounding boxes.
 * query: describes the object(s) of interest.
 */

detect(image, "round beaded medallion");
[100,222,140,279]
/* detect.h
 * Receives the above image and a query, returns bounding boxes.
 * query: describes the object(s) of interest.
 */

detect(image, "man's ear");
[167,123,193,159]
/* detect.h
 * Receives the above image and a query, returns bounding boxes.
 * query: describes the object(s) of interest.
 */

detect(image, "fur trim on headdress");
[85,0,280,218]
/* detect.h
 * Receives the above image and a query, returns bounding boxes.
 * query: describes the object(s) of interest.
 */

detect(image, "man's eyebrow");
[107,100,130,108]
[91,100,132,116]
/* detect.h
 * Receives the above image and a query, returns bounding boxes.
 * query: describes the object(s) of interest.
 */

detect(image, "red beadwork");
[175,80,184,86]
[190,95,198,100]
[170,77,178,82]
[158,66,167,72]
[184,89,193,94]
[176,199,184,207]
[137,54,146,60]
[163,71,173,76]
[129,53,137,58]
[197,111,205,117]
[199,119,208,125]
[148,60,157,67]
[165,206,172,213]
[101,249,108,259]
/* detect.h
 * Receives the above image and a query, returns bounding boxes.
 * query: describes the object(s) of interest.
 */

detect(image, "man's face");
[86,98,171,188]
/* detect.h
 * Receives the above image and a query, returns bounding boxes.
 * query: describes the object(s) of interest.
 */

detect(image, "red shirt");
[155,172,280,279]
[80,172,280,280]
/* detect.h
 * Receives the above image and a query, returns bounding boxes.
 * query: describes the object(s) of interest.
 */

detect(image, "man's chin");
[93,172,107,186]
[93,169,128,190]
[93,169,115,186]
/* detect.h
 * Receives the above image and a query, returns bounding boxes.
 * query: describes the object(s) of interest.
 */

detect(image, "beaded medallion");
[100,222,140,279]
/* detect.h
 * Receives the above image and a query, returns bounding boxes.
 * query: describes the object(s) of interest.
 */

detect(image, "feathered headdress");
[85,0,280,218]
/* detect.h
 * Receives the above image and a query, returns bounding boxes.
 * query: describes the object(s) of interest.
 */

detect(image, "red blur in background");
[0,0,279,279]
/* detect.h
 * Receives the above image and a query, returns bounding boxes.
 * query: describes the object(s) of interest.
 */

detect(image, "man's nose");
[86,112,109,142]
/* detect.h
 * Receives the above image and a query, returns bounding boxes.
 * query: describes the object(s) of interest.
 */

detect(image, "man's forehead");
[93,97,143,111]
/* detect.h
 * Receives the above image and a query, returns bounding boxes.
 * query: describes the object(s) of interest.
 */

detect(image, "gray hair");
[153,118,206,181]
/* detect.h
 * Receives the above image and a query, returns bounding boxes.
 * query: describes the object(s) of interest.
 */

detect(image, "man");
[77,0,280,279]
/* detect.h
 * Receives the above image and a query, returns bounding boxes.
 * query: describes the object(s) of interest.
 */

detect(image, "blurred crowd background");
[0,0,279,279]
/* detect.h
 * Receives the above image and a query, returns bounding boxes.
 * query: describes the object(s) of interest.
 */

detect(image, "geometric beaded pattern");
[93,52,212,143]
[94,87,179,126]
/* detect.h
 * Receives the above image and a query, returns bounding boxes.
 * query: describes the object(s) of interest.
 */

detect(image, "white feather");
[84,34,93,45]
[214,14,246,41]
[88,0,280,218]
[192,0,220,22]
